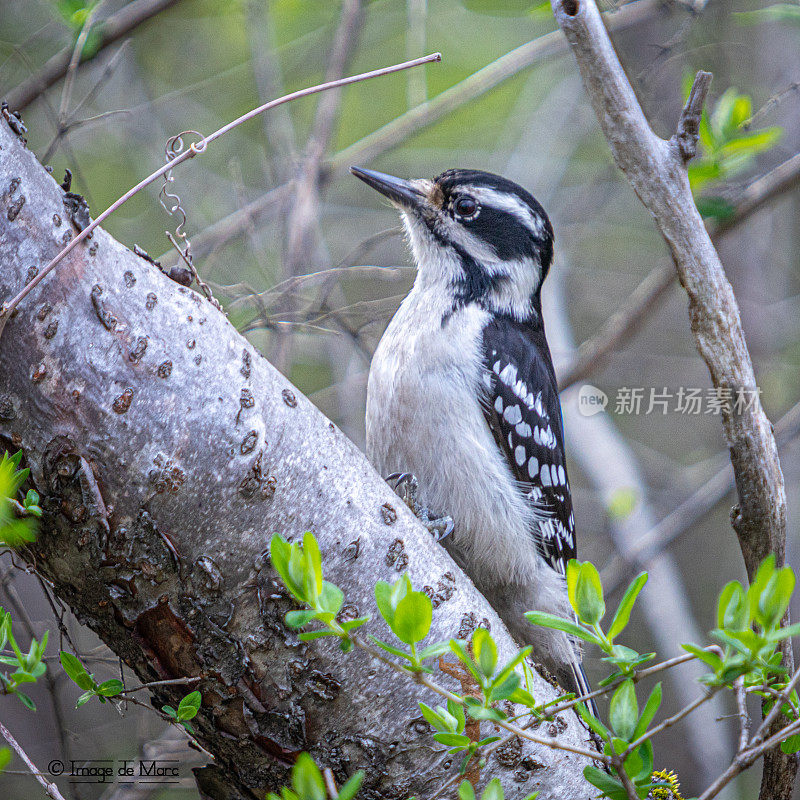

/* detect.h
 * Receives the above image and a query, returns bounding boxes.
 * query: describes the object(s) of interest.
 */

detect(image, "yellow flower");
[649,769,683,800]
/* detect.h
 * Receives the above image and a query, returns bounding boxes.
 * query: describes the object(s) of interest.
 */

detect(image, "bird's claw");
[385,472,454,542]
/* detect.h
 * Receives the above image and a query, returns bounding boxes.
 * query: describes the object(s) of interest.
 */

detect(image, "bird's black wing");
[481,316,576,575]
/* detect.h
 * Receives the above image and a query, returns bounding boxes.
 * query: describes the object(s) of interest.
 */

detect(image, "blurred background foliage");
[0,0,799,798]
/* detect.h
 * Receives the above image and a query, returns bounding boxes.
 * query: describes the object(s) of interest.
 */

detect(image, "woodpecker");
[351,165,591,702]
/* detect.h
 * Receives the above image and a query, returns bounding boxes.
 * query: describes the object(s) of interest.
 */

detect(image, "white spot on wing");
[515,445,526,466]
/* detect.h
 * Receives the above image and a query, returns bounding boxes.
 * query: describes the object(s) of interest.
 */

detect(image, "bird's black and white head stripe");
[350,167,554,322]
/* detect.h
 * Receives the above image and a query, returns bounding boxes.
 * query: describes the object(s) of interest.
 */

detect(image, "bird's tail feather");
[570,661,598,718]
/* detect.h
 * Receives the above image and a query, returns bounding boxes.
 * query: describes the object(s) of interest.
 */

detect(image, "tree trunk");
[0,121,591,799]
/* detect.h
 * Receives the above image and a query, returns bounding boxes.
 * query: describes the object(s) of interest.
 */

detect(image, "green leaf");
[781,734,800,754]
[177,690,201,720]
[719,127,782,157]
[578,702,610,740]
[768,622,800,642]
[449,639,483,684]
[574,562,605,626]
[59,651,94,690]
[375,581,394,627]
[76,689,96,708]
[609,680,638,741]
[285,609,318,629]
[340,616,370,633]
[682,643,723,672]
[524,612,601,646]
[97,679,124,697]
[0,747,11,772]
[508,687,537,708]
[481,778,504,800]
[338,771,364,800]
[16,691,36,711]
[433,732,471,748]
[473,628,497,677]
[711,87,739,142]
[270,534,290,577]
[419,641,451,661]
[368,635,413,660]
[302,531,323,601]
[419,702,448,731]
[466,705,506,722]
[392,591,433,645]
[458,780,477,800]
[632,682,662,741]
[448,699,466,733]
[718,580,748,630]
[318,581,344,617]
[758,566,795,628]
[162,704,178,718]
[608,572,647,641]
[489,672,520,702]
[583,766,627,800]
[292,752,326,800]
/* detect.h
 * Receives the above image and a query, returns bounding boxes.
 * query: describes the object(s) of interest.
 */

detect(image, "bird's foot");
[385,472,454,542]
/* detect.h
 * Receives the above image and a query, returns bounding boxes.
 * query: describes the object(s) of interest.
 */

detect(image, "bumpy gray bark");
[0,122,592,799]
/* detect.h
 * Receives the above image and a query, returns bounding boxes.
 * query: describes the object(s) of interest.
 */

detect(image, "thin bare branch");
[0,52,441,332]
[735,677,750,752]
[0,721,68,800]
[675,70,712,161]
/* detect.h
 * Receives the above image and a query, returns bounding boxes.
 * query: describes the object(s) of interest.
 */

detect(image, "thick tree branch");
[551,1,794,797]
[0,123,592,799]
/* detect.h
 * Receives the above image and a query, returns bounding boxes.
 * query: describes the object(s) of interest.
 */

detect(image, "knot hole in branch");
[562,0,579,14]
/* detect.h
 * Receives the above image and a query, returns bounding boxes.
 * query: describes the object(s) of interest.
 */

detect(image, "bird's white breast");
[366,283,544,588]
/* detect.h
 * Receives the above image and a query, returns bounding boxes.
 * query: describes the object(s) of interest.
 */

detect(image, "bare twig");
[675,70,712,161]
[117,675,203,695]
[735,677,750,752]
[0,52,441,334]
[57,2,105,124]
[0,721,68,800]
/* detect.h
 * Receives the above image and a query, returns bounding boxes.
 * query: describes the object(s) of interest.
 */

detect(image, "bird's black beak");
[350,166,425,211]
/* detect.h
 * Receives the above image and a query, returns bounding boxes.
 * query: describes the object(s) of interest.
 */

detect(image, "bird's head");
[351,166,554,320]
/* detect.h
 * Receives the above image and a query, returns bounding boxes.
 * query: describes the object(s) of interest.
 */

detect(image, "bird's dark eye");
[453,195,478,219]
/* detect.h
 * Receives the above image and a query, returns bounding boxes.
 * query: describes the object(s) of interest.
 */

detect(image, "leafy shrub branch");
[270,532,800,800]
